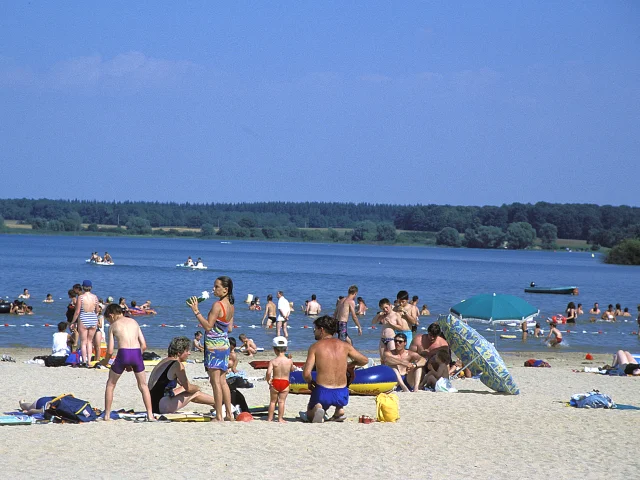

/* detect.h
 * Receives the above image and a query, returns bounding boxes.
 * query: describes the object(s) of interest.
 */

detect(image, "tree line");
[1,198,639,260]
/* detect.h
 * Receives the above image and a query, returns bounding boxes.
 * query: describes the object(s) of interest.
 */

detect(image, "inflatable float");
[289,365,397,396]
[0,303,11,314]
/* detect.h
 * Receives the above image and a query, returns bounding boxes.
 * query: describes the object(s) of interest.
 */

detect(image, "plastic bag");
[435,377,458,393]
[569,390,615,409]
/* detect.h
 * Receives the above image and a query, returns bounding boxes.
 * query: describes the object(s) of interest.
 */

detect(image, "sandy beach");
[0,347,638,479]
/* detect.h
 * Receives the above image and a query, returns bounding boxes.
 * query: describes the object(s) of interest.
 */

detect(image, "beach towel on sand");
[524,359,551,367]
[569,391,615,409]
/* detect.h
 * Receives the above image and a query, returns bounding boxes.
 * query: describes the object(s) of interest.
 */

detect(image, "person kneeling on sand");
[266,336,296,423]
[238,333,258,357]
[101,304,155,421]
[383,333,427,392]
[148,336,217,414]
[302,315,368,422]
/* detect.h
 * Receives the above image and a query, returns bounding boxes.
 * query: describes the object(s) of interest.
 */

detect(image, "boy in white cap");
[266,336,296,423]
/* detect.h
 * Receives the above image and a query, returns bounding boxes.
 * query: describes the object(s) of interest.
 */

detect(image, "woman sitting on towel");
[148,336,217,414]
[611,350,640,376]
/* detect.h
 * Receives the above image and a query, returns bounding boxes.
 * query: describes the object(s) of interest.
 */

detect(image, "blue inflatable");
[289,364,397,396]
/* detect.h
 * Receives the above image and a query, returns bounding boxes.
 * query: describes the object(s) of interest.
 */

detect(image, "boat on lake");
[524,285,578,295]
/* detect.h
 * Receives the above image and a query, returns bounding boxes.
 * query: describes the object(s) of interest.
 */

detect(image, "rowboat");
[524,286,578,295]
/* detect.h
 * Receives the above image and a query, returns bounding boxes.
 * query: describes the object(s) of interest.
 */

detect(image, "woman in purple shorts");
[188,276,235,421]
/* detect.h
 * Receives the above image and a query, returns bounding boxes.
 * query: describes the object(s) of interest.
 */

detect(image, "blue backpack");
[44,394,97,423]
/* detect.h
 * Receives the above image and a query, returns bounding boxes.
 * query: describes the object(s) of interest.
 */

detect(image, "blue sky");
[1,2,638,206]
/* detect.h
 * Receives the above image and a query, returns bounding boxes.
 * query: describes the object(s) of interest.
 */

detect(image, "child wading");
[266,336,296,423]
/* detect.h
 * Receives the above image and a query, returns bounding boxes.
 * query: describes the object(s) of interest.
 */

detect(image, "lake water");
[1,234,639,355]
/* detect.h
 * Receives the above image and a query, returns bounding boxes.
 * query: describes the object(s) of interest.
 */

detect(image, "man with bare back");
[333,285,362,344]
[302,315,368,422]
[409,322,449,361]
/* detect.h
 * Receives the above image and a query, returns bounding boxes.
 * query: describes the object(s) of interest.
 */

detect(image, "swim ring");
[289,364,397,396]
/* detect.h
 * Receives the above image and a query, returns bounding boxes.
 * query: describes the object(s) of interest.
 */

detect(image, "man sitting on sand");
[409,323,449,361]
[383,333,426,392]
[302,315,368,423]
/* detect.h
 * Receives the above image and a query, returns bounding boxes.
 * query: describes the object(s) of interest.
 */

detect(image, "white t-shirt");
[277,296,290,322]
[52,331,70,357]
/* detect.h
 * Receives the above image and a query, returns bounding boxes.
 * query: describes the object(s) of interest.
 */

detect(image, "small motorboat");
[176,263,208,270]
[86,259,114,266]
[524,285,578,295]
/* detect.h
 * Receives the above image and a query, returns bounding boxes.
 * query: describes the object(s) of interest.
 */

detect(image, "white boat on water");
[176,263,208,270]
[86,259,115,266]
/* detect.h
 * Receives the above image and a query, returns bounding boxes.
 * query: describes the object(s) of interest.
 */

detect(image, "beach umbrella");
[450,293,539,324]
[438,314,519,395]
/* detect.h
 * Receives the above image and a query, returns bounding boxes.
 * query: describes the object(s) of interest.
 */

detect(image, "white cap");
[272,336,288,347]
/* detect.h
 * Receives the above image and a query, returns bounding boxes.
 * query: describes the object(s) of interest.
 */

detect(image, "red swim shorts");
[271,379,290,392]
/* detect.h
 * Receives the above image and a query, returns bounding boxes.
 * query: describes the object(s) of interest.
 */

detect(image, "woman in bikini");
[372,298,408,360]
[148,336,217,414]
[188,276,235,421]
[72,280,99,366]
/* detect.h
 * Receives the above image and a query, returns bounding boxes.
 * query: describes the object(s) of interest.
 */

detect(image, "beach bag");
[44,394,97,423]
[142,351,161,361]
[230,390,249,413]
[44,355,68,367]
[569,391,615,409]
[376,393,399,422]
[65,352,80,365]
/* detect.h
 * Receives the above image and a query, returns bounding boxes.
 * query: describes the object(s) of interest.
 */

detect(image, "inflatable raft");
[0,303,10,314]
[289,365,397,396]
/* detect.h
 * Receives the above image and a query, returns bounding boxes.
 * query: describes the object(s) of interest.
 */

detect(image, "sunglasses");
[394,339,405,343]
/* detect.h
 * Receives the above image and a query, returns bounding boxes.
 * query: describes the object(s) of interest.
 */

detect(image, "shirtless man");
[409,323,449,362]
[394,291,417,348]
[18,288,30,299]
[372,298,408,360]
[589,302,601,315]
[305,294,321,316]
[101,304,155,421]
[103,252,113,263]
[333,285,363,344]
[410,295,420,333]
[185,256,194,266]
[601,304,616,321]
[261,294,277,328]
[383,333,427,392]
[303,315,368,422]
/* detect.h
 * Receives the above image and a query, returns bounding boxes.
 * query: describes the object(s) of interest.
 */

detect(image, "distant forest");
[1,198,639,252]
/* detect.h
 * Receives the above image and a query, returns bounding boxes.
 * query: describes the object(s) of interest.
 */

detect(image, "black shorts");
[624,363,640,375]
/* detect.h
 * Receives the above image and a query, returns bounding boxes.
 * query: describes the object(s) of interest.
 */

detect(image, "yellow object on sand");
[500,334,517,339]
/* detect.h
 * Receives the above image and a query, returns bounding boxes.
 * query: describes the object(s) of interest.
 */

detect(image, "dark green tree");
[376,223,397,242]
[200,223,215,237]
[605,239,640,265]
[538,223,558,249]
[464,226,505,249]
[436,227,461,247]
[125,216,152,235]
[506,222,536,249]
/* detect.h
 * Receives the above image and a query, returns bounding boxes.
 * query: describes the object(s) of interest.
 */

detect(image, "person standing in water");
[334,285,363,344]
[187,276,235,421]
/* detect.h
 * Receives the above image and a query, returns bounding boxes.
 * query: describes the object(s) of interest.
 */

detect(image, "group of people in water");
[183,256,205,267]
[88,252,113,264]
